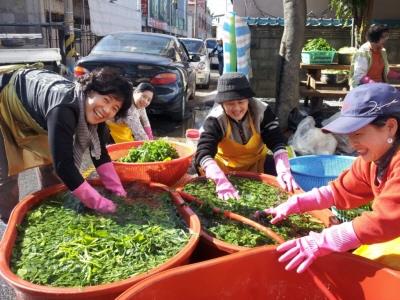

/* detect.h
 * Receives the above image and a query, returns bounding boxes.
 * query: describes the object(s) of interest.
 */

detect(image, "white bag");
[289,116,337,155]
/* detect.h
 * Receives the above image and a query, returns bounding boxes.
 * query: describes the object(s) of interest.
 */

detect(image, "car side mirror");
[190,54,201,62]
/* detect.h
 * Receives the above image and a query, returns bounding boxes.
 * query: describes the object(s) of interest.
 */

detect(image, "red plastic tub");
[0,181,201,300]
[178,171,335,259]
[116,246,400,300]
[107,140,194,186]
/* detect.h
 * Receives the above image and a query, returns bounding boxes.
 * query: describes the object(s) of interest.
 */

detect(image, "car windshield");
[206,39,217,49]
[180,39,203,54]
[91,33,171,56]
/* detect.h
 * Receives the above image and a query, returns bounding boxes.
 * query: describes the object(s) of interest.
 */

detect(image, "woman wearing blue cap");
[258,82,400,272]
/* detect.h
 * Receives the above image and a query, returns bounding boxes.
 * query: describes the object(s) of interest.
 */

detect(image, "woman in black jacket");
[0,66,133,223]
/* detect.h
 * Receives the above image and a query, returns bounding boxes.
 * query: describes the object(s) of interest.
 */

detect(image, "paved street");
[0,70,220,299]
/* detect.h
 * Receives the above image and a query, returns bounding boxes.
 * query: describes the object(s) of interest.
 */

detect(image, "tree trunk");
[275,0,306,130]
[359,0,375,44]
[354,0,375,46]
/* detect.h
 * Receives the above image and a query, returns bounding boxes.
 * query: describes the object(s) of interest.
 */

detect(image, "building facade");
[142,0,187,36]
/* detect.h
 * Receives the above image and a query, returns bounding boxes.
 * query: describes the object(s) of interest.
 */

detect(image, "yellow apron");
[106,121,134,143]
[215,115,267,173]
[353,237,400,270]
[0,67,52,176]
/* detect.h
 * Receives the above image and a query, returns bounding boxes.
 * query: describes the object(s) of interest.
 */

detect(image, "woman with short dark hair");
[0,66,133,222]
[350,24,400,88]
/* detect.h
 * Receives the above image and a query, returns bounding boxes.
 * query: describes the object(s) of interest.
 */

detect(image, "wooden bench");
[299,85,348,98]
[299,63,400,107]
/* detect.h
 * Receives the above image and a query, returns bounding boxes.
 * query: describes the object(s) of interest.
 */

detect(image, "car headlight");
[197,62,206,70]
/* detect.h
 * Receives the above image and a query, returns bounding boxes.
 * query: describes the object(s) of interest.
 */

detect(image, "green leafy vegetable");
[183,176,325,242]
[11,183,190,287]
[188,200,275,247]
[334,204,372,222]
[303,38,335,51]
[119,140,179,163]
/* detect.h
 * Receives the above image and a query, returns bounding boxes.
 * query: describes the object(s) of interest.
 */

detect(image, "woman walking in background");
[210,38,224,76]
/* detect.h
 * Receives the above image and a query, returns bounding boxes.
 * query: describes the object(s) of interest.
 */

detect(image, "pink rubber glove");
[360,75,375,84]
[97,162,127,197]
[203,159,240,200]
[258,185,334,224]
[273,150,299,192]
[144,126,154,140]
[277,221,360,273]
[72,181,117,213]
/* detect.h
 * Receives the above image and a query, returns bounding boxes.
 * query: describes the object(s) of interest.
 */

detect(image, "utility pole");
[193,0,197,38]
[64,0,75,78]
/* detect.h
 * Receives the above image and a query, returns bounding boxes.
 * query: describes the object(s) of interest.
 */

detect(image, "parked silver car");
[180,38,211,89]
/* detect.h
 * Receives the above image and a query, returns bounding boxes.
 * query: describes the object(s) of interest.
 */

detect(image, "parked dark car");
[74,32,198,121]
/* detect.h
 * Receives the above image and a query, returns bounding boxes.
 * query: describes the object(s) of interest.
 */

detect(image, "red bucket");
[0,181,200,300]
[107,140,194,186]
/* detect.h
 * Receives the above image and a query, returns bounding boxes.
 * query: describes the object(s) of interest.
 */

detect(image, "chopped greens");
[11,183,190,287]
[119,140,179,163]
[188,201,276,247]
[183,176,325,242]
[334,204,372,222]
[303,38,335,51]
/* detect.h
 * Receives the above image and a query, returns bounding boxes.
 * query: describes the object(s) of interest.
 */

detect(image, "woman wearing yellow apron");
[0,66,132,223]
[260,83,400,273]
[106,83,155,143]
[194,72,298,200]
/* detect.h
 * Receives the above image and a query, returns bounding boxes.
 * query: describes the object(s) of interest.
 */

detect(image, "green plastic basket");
[301,51,336,64]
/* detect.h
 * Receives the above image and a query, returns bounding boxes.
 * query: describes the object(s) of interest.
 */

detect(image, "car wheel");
[189,81,196,99]
[203,75,210,89]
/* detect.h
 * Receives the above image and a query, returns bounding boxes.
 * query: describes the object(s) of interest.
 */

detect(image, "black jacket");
[12,69,110,190]
[195,98,287,168]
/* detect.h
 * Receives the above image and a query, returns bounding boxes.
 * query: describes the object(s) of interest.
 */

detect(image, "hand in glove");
[144,126,154,140]
[72,181,117,213]
[97,162,127,197]
[257,185,334,224]
[277,222,360,273]
[360,75,375,84]
[274,150,299,192]
[203,159,240,200]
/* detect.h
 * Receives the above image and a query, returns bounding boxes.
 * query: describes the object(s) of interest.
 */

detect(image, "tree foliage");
[329,0,374,46]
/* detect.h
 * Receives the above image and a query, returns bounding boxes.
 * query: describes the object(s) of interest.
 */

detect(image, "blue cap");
[322,83,400,134]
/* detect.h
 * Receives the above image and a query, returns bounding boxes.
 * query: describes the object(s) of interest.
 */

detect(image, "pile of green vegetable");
[334,204,372,222]
[119,140,179,163]
[11,183,190,287]
[303,38,335,51]
[183,176,325,243]
[188,201,276,247]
